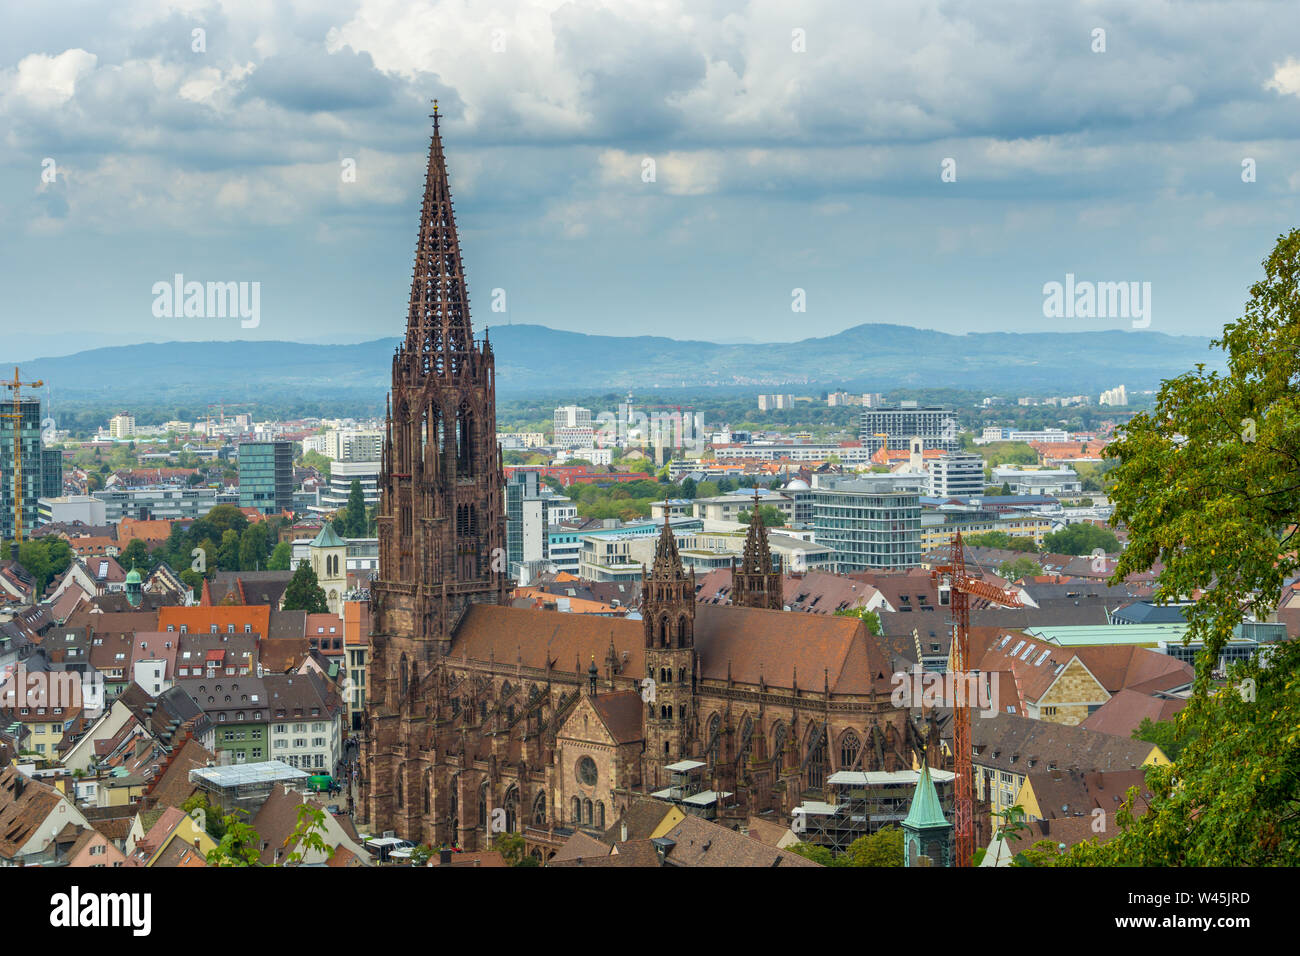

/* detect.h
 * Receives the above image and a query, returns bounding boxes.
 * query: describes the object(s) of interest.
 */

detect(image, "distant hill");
[19,323,1221,402]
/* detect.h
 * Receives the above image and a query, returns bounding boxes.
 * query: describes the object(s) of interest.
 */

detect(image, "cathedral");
[360,107,943,853]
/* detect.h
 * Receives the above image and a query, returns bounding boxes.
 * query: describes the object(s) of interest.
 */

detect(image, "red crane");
[930,532,1023,867]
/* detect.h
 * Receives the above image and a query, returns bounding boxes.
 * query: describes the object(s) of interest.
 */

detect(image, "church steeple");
[366,104,508,836]
[402,98,475,377]
[731,487,784,610]
[642,507,697,777]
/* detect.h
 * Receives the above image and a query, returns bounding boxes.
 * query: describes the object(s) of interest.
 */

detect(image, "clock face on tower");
[577,755,598,786]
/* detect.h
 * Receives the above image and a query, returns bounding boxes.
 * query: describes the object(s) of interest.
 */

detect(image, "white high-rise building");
[553,405,594,449]
[108,413,135,439]
[1099,385,1128,407]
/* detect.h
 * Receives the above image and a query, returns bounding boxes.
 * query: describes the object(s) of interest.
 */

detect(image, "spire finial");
[430,98,440,130]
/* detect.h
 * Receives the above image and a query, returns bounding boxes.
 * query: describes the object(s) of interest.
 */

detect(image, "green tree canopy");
[1040,522,1120,556]
[282,559,329,614]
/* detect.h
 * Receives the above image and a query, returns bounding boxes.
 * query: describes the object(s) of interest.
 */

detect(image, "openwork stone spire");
[404,99,474,377]
[732,487,784,610]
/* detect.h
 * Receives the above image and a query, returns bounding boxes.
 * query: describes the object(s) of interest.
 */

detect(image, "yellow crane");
[2,367,45,546]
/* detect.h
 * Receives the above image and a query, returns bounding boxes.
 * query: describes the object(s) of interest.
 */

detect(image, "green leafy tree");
[964,531,1038,553]
[1040,522,1120,556]
[738,504,785,527]
[1104,227,1300,672]
[118,538,152,573]
[1000,481,1013,496]
[680,477,698,499]
[492,832,526,865]
[206,809,262,866]
[284,803,334,865]
[205,503,249,538]
[217,529,240,571]
[345,479,367,537]
[267,541,292,571]
[788,842,834,865]
[282,559,329,613]
[238,522,270,571]
[997,557,1041,581]
[840,825,903,866]
[1132,715,1198,763]
[834,607,882,635]
[1060,230,1300,865]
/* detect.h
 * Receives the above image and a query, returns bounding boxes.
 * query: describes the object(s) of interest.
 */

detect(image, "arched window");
[771,722,787,765]
[583,799,593,825]
[658,615,670,648]
[503,786,519,833]
[676,615,690,648]
[807,728,828,791]
[596,802,606,829]
[478,784,489,829]
[571,796,581,823]
[707,713,721,763]
[740,716,755,762]
[395,766,404,809]
[532,790,547,825]
[840,730,862,770]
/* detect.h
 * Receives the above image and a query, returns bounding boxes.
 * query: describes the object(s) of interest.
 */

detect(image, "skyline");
[4,1,1300,360]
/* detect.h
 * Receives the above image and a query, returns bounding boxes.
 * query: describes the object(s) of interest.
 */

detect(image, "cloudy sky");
[4,0,1300,359]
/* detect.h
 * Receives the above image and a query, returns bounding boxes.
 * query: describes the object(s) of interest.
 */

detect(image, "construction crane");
[1,367,45,546]
[930,532,1023,867]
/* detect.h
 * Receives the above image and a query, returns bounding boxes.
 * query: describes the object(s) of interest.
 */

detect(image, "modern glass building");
[0,399,45,541]
[238,441,293,515]
[812,474,924,571]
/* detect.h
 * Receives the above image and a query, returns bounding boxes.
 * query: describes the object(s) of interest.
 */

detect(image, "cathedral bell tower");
[642,515,697,783]
[730,487,784,610]
[363,101,507,834]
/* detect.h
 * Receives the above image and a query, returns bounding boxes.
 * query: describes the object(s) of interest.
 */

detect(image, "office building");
[0,399,56,541]
[859,404,960,455]
[928,452,986,498]
[991,466,1083,497]
[238,441,294,515]
[553,405,594,449]
[94,486,218,522]
[313,460,381,515]
[812,474,924,571]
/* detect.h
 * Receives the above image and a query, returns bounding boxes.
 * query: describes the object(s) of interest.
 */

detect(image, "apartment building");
[812,473,925,571]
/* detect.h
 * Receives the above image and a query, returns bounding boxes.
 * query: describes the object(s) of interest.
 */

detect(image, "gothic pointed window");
[807,728,828,791]
[571,796,581,823]
[707,713,721,763]
[740,716,754,762]
[532,790,547,825]
[840,730,862,769]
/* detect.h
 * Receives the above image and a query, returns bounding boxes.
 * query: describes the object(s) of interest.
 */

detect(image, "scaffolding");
[792,768,956,854]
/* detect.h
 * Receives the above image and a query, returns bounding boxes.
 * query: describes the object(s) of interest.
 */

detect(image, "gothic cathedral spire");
[366,104,507,834]
[731,487,784,610]
[642,511,697,781]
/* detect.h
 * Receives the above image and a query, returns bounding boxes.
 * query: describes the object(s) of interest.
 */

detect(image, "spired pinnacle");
[404,97,473,372]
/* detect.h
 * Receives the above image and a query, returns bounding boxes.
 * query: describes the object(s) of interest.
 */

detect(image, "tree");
[841,825,903,866]
[1000,481,1012,496]
[205,503,248,538]
[492,832,526,865]
[268,541,292,571]
[345,479,367,537]
[238,522,269,571]
[1059,229,1300,865]
[788,842,834,865]
[206,809,262,866]
[964,531,1038,553]
[284,803,334,865]
[282,559,329,613]
[680,477,698,499]
[738,505,784,527]
[997,557,1040,582]
[216,529,240,571]
[118,538,152,573]
[1104,227,1300,672]
[834,607,882,635]
[1040,522,1120,556]
[1132,715,1198,763]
